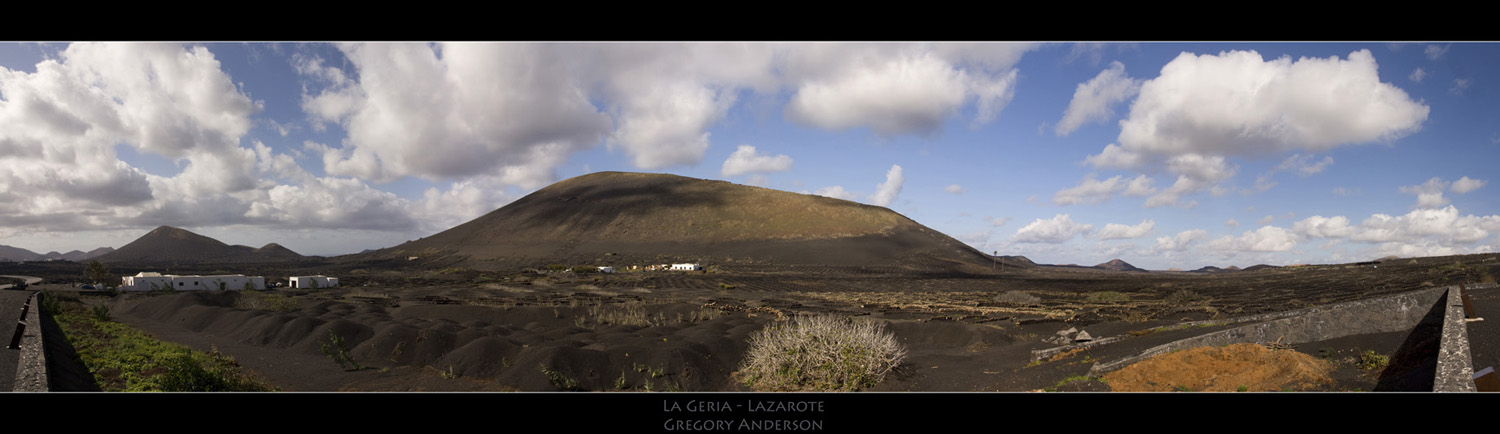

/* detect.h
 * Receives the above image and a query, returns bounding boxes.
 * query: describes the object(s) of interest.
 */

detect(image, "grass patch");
[993,290,1041,306]
[736,314,907,391]
[52,296,274,391]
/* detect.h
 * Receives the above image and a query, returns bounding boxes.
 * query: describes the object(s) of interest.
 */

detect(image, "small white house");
[597,266,615,273]
[122,272,266,291]
[289,276,338,289]
[670,263,702,271]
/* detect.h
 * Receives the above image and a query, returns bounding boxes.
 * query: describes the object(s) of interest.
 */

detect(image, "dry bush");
[1162,289,1205,306]
[993,290,1041,306]
[737,314,907,391]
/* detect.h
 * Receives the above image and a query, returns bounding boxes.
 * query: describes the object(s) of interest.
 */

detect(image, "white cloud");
[868,165,905,206]
[1055,61,1140,136]
[1121,175,1157,197]
[1258,215,1274,225]
[1225,218,1239,228]
[1274,153,1334,176]
[783,43,1032,136]
[1153,229,1207,252]
[1054,174,1125,205]
[812,186,859,201]
[1012,214,1093,243]
[1425,44,1449,60]
[1095,219,1155,240]
[1452,176,1486,194]
[0,43,265,233]
[1143,154,1236,208]
[1351,206,1500,245]
[720,144,793,177]
[1208,226,1299,252]
[1400,177,1451,209]
[1450,78,1472,96]
[989,216,1012,227]
[1112,50,1427,159]
[945,184,964,194]
[1409,67,1427,83]
[299,43,613,185]
[1293,215,1355,239]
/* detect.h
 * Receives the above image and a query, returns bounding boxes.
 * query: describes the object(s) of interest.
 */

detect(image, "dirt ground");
[15,251,1496,392]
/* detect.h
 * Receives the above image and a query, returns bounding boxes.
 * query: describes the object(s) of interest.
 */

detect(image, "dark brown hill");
[95,226,306,264]
[1094,259,1147,272]
[373,171,1000,271]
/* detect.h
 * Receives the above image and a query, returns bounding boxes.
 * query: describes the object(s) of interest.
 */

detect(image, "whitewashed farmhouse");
[122,272,266,291]
[289,275,338,289]
[670,263,702,271]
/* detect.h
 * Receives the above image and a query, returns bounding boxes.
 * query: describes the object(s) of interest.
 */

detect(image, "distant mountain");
[94,226,306,264]
[363,171,1002,272]
[1191,265,1240,273]
[1093,259,1147,272]
[1242,264,1279,272]
[0,245,114,262]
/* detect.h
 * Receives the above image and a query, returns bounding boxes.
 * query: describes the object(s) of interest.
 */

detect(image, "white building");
[597,266,615,273]
[670,263,702,271]
[289,275,338,289]
[122,272,266,291]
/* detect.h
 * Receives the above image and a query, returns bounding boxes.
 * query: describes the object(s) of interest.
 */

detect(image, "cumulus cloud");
[1095,219,1155,240]
[1351,206,1500,245]
[812,186,859,201]
[1153,229,1207,252]
[868,165,905,206]
[783,43,1032,136]
[1400,177,1451,209]
[1293,215,1355,239]
[299,43,613,184]
[1082,50,1426,207]
[1055,61,1141,136]
[1208,226,1299,252]
[1409,68,1427,83]
[0,43,263,233]
[1452,176,1487,194]
[720,144,793,177]
[1012,214,1093,243]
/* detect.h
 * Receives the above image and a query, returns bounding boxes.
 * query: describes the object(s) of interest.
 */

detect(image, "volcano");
[94,226,305,264]
[371,171,1002,272]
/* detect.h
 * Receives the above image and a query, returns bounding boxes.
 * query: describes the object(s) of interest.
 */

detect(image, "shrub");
[1086,291,1129,303]
[91,303,112,322]
[994,290,1041,306]
[39,290,62,316]
[1163,289,1205,306]
[1357,350,1389,370]
[320,330,363,371]
[737,314,907,391]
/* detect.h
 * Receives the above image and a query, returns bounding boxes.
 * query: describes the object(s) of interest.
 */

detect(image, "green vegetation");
[736,314,907,391]
[1163,289,1205,306]
[718,282,736,290]
[1358,350,1389,371]
[540,364,580,391]
[1237,385,1249,392]
[320,330,364,371]
[84,260,114,288]
[1043,374,1105,392]
[91,303,111,322]
[52,296,273,391]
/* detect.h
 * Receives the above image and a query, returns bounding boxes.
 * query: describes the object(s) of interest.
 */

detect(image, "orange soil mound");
[1103,343,1333,392]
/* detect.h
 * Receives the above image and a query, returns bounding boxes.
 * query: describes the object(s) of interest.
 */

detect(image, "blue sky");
[0,42,1495,270]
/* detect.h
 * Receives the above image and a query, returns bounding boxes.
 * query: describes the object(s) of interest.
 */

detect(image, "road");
[0,275,42,290]
[1,275,40,391]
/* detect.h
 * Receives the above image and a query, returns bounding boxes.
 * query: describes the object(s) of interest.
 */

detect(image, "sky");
[0,41,1496,270]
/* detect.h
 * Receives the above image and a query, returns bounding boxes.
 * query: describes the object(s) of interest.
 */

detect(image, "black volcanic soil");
[45,251,1494,392]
